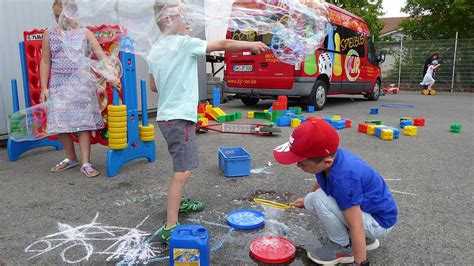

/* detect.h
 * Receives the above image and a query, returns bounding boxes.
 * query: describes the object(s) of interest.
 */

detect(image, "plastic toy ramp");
[208,107,227,120]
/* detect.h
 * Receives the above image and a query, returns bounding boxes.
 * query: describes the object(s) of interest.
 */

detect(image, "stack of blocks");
[323,115,352,130]
[358,121,400,141]
[197,103,241,124]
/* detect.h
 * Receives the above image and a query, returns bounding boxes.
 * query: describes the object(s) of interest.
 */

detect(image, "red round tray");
[250,236,296,264]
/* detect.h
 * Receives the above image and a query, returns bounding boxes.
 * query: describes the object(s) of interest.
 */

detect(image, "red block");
[358,123,368,133]
[198,103,207,114]
[277,96,288,110]
[272,102,286,111]
[345,119,352,128]
[414,118,426,126]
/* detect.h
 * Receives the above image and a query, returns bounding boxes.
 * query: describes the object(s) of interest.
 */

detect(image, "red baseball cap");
[273,119,339,165]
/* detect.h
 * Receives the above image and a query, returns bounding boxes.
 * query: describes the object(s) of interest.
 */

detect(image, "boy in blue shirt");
[273,119,398,265]
[147,3,267,243]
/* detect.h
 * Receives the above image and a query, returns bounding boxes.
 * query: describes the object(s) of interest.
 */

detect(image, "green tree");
[400,0,474,39]
[325,0,385,38]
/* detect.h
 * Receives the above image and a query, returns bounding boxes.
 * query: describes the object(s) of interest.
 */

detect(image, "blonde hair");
[53,0,62,7]
[154,1,187,32]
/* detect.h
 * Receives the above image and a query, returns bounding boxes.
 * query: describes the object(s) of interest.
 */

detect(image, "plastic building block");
[323,116,332,123]
[403,126,417,136]
[381,129,394,140]
[272,101,286,111]
[364,120,382,125]
[385,127,400,139]
[370,108,378,115]
[272,110,283,122]
[208,107,226,120]
[217,116,226,123]
[291,119,301,128]
[331,120,346,130]
[400,120,413,129]
[263,109,269,113]
[276,116,291,127]
[247,111,255,119]
[375,125,388,138]
[235,112,242,119]
[198,113,205,119]
[400,117,412,122]
[286,110,296,116]
[198,118,209,127]
[345,119,352,128]
[297,116,307,122]
[307,106,315,113]
[254,112,267,119]
[332,115,342,121]
[198,104,207,114]
[358,123,369,133]
[289,107,302,115]
[367,124,377,135]
[265,112,272,120]
[450,123,462,133]
[413,118,426,126]
[225,113,236,122]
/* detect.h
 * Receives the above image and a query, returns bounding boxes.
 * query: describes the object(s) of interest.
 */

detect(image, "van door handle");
[260,62,268,67]
[275,73,284,76]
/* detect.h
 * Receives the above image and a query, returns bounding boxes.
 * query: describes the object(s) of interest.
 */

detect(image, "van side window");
[340,27,365,58]
[366,36,377,65]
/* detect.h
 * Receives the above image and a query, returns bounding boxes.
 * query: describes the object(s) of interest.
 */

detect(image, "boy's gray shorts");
[157,119,199,172]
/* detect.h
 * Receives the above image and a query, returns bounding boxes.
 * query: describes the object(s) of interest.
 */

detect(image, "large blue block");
[307,106,315,113]
[400,120,413,128]
[276,116,291,127]
[330,120,346,130]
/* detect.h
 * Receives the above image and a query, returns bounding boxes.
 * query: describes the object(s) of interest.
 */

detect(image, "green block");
[265,112,272,120]
[289,107,302,115]
[364,120,382,125]
[217,115,226,123]
[225,114,236,122]
[235,112,242,119]
[254,112,267,119]
[271,110,283,122]
[450,123,462,133]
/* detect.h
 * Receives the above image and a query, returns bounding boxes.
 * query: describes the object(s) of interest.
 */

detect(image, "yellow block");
[108,111,127,117]
[139,124,154,132]
[108,105,127,112]
[108,127,127,133]
[331,115,342,121]
[109,143,127,150]
[198,117,209,126]
[205,104,213,114]
[140,135,155,142]
[367,124,377,135]
[403,126,417,136]
[139,131,154,138]
[198,113,205,118]
[263,109,269,113]
[208,107,227,120]
[291,119,301,128]
[108,138,127,145]
[108,116,127,123]
[109,132,127,139]
[381,129,394,140]
[247,111,255,119]
[108,121,127,128]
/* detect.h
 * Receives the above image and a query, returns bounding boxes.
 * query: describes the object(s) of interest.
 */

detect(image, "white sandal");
[51,158,79,173]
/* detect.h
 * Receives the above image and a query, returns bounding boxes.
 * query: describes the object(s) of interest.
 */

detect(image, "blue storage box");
[218,147,251,177]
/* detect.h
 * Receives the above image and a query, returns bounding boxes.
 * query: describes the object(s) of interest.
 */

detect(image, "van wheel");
[367,81,381,101]
[309,80,328,110]
[241,97,259,106]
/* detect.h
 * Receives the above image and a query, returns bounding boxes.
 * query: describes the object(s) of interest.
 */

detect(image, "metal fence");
[376,35,474,92]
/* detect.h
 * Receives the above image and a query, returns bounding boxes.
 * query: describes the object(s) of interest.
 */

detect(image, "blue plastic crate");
[218,147,251,177]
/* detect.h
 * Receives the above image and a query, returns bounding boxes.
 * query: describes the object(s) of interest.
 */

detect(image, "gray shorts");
[157,119,198,172]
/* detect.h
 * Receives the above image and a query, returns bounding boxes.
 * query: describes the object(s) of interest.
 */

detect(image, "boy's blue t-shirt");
[147,35,207,122]
[316,148,398,228]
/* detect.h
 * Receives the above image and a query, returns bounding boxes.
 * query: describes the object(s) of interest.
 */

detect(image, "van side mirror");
[377,51,386,64]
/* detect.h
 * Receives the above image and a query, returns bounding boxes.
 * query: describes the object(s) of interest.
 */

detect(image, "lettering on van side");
[227,79,257,86]
[340,35,364,52]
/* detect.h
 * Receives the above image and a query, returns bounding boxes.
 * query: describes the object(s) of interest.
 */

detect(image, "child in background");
[40,0,120,177]
[147,2,267,243]
[273,119,398,265]
[420,60,440,91]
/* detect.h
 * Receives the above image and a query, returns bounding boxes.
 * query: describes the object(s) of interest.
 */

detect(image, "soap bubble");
[61,0,328,64]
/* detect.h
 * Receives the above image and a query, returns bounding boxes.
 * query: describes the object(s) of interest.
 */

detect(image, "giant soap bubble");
[62,0,328,64]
